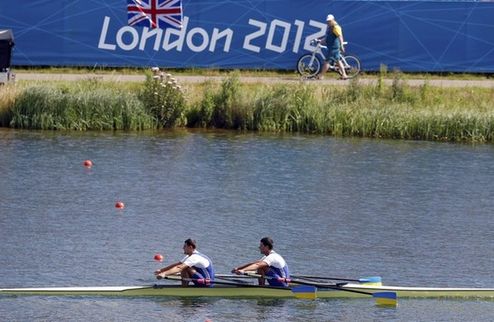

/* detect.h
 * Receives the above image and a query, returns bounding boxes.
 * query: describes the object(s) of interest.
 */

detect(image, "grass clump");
[210,71,247,129]
[0,83,19,127]
[9,79,153,130]
[252,85,298,132]
[188,72,251,130]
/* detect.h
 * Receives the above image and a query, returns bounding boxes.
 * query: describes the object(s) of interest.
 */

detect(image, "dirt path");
[14,73,494,88]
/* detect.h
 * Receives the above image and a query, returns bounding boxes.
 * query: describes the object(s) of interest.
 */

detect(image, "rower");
[232,237,290,287]
[155,238,215,287]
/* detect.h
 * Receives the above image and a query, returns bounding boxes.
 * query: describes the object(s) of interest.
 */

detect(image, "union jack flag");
[127,0,182,29]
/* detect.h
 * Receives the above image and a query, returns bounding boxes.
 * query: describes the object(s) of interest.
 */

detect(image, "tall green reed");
[188,72,252,130]
[0,84,18,127]
[10,79,153,130]
[211,71,247,129]
[187,81,216,128]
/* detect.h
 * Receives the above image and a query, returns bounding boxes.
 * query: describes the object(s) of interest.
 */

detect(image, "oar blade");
[291,285,317,300]
[358,276,382,286]
[373,292,397,306]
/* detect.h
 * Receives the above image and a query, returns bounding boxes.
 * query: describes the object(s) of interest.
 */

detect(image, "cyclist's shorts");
[325,47,342,62]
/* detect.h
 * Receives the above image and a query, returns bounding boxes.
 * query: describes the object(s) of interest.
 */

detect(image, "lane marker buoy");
[83,160,93,168]
[154,254,164,262]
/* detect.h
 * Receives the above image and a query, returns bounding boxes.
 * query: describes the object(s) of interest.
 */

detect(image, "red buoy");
[83,160,93,168]
[115,201,125,209]
[154,254,164,262]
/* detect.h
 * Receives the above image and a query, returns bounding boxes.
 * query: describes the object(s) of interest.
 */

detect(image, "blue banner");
[1,1,493,72]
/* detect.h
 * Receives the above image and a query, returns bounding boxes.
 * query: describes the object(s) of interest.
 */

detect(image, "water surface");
[0,129,493,321]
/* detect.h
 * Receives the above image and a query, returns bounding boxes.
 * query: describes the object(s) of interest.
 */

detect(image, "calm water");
[0,129,493,321]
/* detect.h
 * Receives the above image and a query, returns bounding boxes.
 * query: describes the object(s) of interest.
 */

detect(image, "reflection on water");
[253,298,288,307]
[1,128,493,321]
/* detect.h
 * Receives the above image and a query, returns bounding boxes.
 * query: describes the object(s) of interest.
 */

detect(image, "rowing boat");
[1,283,493,299]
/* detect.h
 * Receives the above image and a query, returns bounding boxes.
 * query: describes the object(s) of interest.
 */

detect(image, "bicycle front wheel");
[297,54,322,78]
[342,55,361,78]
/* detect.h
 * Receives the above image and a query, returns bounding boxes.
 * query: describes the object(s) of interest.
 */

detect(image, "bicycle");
[296,40,361,79]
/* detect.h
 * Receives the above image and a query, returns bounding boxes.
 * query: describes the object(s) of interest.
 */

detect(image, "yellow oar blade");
[373,292,397,306]
[291,285,317,300]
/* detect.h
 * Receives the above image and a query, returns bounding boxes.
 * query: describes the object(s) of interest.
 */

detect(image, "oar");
[214,276,252,285]
[223,273,381,288]
[243,272,397,305]
[216,274,320,299]
[164,274,252,285]
[215,274,267,284]
[215,273,258,279]
[292,277,396,306]
[291,275,382,285]
[162,275,267,288]
[219,273,381,285]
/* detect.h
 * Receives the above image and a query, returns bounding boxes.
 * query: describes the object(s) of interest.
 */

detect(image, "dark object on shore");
[0,29,15,84]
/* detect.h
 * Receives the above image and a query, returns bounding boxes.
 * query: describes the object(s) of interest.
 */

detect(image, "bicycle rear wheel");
[297,54,322,78]
[342,55,361,78]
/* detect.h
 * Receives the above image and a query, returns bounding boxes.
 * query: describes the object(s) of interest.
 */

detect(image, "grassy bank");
[1,71,494,142]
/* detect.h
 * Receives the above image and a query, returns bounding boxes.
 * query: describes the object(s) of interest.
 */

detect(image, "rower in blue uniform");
[155,238,215,287]
[232,237,290,287]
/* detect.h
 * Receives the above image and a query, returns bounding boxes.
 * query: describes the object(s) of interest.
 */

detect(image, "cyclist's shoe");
[315,75,324,80]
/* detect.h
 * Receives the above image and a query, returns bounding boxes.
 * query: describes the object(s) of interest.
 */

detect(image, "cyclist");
[316,14,348,80]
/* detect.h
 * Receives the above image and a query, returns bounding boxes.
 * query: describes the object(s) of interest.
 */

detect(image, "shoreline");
[2,71,494,143]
